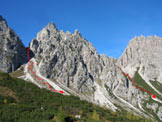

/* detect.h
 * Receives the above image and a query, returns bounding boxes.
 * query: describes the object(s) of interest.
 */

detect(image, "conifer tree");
[92,110,100,121]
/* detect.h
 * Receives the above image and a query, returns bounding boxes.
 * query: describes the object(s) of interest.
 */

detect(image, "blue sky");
[1,0,162,58]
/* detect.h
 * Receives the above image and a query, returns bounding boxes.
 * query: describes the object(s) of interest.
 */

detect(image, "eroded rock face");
[30,23,105,92]
[118,36,162,83]
[0,16,27,72]
[118,35,162,120]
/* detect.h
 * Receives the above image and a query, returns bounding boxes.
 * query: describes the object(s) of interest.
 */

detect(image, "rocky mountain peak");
[0,16,7,23]
[0,16,8,32]
[74,29,79,35]
[0,15,27,72]
[118,35,162,82]
[29,21,106,92]
[117,35,162,120]
[36,22,59,41]
[45,22,58,32]
[73,29,82,38]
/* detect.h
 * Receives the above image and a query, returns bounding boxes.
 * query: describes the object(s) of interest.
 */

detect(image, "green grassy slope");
[149,80,162,95]
[0,72,150,122]
[132,71,162,122]
[133,71,162,100]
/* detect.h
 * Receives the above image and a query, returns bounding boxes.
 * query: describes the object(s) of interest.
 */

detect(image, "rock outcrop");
[30,23,104,92]
[118,36,162,84]
[0,16,27,72]
[118,35,162,121]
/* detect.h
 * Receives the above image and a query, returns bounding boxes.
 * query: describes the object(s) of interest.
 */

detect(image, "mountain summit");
[0,16,27,72]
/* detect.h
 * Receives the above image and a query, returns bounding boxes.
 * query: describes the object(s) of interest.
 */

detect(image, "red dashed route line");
[27,47,64,94]
[117,66,156,99]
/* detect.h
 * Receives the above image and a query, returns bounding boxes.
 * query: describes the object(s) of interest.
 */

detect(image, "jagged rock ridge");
[30,22,104,92]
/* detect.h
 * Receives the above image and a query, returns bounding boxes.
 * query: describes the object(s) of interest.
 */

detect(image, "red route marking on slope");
[27,47,64,94]
[117,66,156,99]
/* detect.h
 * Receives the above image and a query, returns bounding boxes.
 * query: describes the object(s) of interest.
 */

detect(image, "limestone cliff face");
[0,16,27,72]
[118,36,162,120]
[118,36,162,84]
[30,23,104,92]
